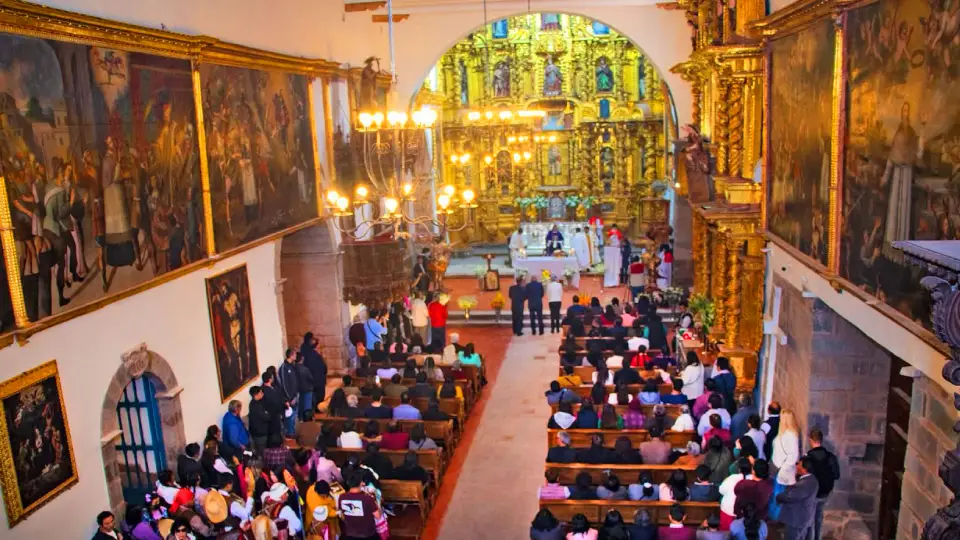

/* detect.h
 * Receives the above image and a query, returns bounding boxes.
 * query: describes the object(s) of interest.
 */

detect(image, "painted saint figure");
[494,60,511,98]
[881,102,921,260]
[596,57,614,92]
[548,145,562,176]
[543,55,563,97]
[542,13,561,31]
[459,59,469,105]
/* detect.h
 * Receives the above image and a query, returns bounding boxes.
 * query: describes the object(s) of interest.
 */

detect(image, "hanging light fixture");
[329,0,475,240]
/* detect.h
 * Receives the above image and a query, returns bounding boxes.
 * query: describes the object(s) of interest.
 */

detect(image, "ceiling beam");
[345,1,387,12]
[372,13,411,22]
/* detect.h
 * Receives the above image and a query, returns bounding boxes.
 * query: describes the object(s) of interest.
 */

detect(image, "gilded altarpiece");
[432,14,671,242]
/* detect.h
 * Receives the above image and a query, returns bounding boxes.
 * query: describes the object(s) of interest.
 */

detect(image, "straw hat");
[157,518,174,538]
[204,489,228,524]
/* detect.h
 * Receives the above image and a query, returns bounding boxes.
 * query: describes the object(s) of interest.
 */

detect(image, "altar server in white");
[603,233,622,287]
[509,227,526,261]
[571,227,591,268]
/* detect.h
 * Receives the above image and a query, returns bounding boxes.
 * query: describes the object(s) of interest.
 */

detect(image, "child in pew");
[597,474,629,500]
[690,464,721,502]
[628,471,661,501]
[599,510,631,538]
[628,509,658,540]
[539,470,571,500]
[569,513,601,540]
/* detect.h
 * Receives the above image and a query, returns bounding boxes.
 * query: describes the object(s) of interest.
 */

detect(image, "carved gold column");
[736,0,766,35]
[725,236,745,345]
[715,79,730,176]
[644,126,658,181]
[741,76,763,179]
[710,227,729,333]
[737,237,765,351]
[727,80,743,179]
[0,177,28,328]
[692,81,703,128]
[191,62,216,257]
[692,212,710,295]
[644,61,661,101]
[321,76,338,190]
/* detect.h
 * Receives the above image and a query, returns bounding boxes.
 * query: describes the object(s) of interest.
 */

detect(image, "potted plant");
[688,293,716,339]
[490,292,506,323]
[473,265,487,289]
[458,295,479,319]
[563,265,578,287]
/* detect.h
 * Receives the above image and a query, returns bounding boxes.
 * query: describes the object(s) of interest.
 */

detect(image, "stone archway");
[100,343,186,515]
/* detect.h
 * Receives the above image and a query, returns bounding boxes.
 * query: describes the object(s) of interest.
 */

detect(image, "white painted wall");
[33,0,693,125]
[0,241,286,537]
[767,243,953,397]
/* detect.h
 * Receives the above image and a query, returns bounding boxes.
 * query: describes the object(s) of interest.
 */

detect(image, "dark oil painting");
[768,20,835,266]
[0,34,206,329]
[205,264,259,402]
[0,361,76,526]
[200,65,317,252]
[843,0,960,328]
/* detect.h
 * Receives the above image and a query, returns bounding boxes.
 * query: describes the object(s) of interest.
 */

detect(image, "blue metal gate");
[115,376,166,505]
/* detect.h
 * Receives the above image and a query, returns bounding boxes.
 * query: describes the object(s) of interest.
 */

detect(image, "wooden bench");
[325,448,445,486]
[352,396,466,429]
[550,402,683,419]
[558,366,678,380]
[358,377,476,410]
[567,384,676,398]
[544,463,697,486]
[539,500,720,526]
[382,479,433,532]
[546,428,695,449]
[302,417,456,450]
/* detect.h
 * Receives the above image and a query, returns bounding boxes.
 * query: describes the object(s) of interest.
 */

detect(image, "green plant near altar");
[688,293,716,335]
[473,265,487,279]
[563,266,578,278]
[515,195,550,209]
[593,262,605,274]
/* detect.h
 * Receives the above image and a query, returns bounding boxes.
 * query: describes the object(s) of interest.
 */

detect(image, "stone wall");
[280,224,349,371]
[897,374,960,539]
[770,277,890,539]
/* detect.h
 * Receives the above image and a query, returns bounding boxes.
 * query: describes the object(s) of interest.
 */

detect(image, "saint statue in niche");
[459,59,468,104]
[596,57,614,92]
[542,13,561,31]
[543,55,563,97]
[493,60,511,98]
[600,146,615,180]
[548,145,562,176]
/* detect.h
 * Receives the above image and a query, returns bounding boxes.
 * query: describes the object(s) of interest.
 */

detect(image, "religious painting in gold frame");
[0,360,77,527]
[204,264,259,402]
[767,19,835,267]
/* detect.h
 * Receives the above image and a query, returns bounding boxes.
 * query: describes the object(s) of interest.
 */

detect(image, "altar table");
[513,255,581,288]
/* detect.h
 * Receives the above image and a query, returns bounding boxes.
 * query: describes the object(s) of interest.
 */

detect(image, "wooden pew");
[325,448,445,486]
[566,384,676,398]
[546,428,695,449]
[352,395,466,429]
[302,417,456,450]
[382,480,432,533]
[539,500,720,526]
[358,377,476,410]
[544,463,697,486]
[558,366,677,380]
[550,402,683,419]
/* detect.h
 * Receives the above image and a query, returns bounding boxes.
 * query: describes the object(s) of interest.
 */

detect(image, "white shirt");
[338,431,363,449]
[605,355,624,369]
[771,430,800,485]
[627,337,649,351]
[671,414,695,432]
[547,281,564,303]
[697,407,732,436]
[747,428,767,459]
[608,393,632,405]
[220,490,254,526]
[156,482,179,504]
[279,505,302,534]
[376,367,398,380]
[509,232,525,250]
[680,363,705,400]
[442,344,457,365]
[411,299,429,327]
[592,371,614,385]
[719,473,749,516]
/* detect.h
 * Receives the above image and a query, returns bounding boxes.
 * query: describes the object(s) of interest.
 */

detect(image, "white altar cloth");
[513,255,581,288]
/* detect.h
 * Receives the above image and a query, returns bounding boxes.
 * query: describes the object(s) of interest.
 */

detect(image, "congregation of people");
[531,296,841,540]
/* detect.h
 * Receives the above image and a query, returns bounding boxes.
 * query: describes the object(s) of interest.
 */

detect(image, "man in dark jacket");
[776,456,820,540]
[508,278,527,336]
[806,429,840,540]
[525,274,545,335]
[762,401,781,460]
[278,348,300,437]
[407,372,435,398]
[247,385,270,454]
[296,354,315,422]
[260,370,287,447]
[176,443,203,486]
[576,433,612,464]
[614,364,643,385]
[566,295,587,318]
[546,431,578,463]
[300,332,327,411]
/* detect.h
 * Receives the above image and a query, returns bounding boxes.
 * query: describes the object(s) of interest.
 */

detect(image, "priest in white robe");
[571,227,591,269]
[603,234,622,287]
[509,227,526,261]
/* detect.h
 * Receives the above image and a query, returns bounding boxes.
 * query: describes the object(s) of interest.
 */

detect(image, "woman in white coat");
[768,409,800,521]
[679,350,705,405]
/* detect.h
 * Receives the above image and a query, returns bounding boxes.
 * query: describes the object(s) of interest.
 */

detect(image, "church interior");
[0,0,956,539]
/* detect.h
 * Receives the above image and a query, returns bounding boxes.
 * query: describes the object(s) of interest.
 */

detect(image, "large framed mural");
[205,264,259,402]
[199,65,317,252]
[767,20,835,266]
[842,0,959,326]
[0,360,77,527]
[0,34,206,326]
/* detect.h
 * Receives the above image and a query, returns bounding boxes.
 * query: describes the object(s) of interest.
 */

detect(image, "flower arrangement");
[490,292,506,310]
[515,195,550,209]
[458,295,478,311]
[541,269,552,282]
[593,262,605,274]
[663,286,686,306]
[563,266,578,278]
[688,293,716,335]
[514,267,529,280]
[473,265,488,279]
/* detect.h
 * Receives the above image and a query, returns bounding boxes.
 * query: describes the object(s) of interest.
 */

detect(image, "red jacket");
[379,431,410,451]
[428,301,448,328]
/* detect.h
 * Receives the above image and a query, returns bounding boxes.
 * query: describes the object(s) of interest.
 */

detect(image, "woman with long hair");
[423,356,444,381]
[599,404,623,429]
[575,398,599,429]
[679,350,704,405]
[638,379,661,405]
[609,382,633,406]
[326,388,348,417]
[659,468,689,502]
[730,502,768,539]
[590,377,607,405]
[599,509,629,539]
[768,410,800,520]
[530,508,564,540]
[712,356,738,413]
